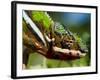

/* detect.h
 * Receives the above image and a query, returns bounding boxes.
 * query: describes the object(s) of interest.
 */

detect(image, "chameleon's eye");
[69,52,72,55]
[69,40,74,43]
[77,53,79,56]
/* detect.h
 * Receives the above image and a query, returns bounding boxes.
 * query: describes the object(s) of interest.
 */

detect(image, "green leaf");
[32,11,52,29]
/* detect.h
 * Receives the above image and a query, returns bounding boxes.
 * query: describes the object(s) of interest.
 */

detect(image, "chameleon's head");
[61,35,88,59]
[54,22,88,59]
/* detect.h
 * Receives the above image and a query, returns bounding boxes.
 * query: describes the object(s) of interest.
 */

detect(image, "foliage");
[32,11,53,29]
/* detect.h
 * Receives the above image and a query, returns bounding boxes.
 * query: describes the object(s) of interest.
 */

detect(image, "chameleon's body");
[23,11,87,67]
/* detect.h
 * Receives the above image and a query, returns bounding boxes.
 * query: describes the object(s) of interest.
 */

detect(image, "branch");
[23,31,86,60]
